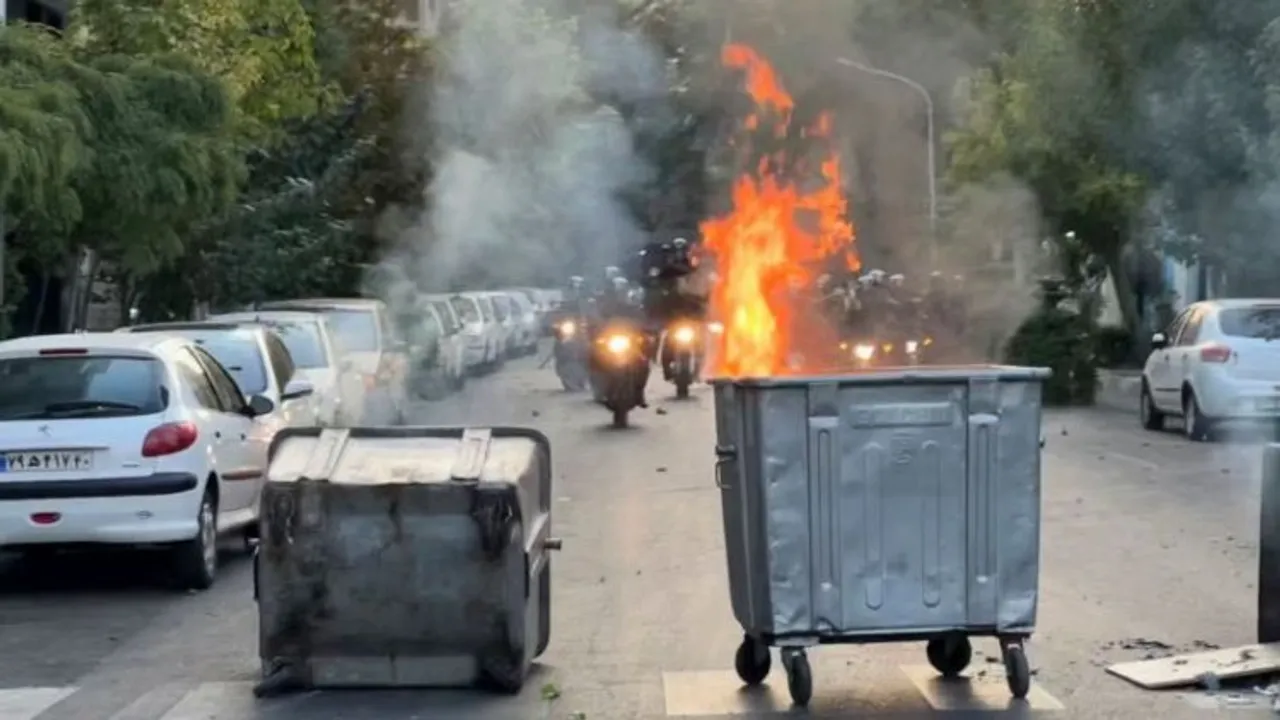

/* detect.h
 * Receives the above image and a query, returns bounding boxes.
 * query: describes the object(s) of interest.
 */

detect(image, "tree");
[945,0,1147,332]
[69,0,325,140]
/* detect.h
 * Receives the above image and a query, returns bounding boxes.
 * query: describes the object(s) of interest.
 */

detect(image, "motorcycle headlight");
[559,321,575,338]
[854,344,875,361]
[905,340,919,354]
[605,334,631,354]
[707,322,724,335]
[672,326,696,345]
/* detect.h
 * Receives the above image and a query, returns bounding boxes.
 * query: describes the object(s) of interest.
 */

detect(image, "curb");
[1095,369,1141,414]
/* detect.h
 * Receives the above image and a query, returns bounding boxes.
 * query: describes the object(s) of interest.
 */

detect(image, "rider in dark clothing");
[589,275,652,408]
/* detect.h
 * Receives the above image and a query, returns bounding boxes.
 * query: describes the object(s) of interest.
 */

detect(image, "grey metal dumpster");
[712,366,1050,705]
[253,426,560,696]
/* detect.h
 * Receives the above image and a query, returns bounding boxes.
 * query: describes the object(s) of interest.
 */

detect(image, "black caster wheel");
[733,635,771,685]
[926,634,972,677]
[783,651,812,707]
[1003,643,1031,699]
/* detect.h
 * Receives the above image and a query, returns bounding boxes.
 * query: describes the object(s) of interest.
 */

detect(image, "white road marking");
[0,686,76,720]
[900,664,1065,711]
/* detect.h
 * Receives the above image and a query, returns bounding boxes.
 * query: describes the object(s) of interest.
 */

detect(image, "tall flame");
[701,44,859,377]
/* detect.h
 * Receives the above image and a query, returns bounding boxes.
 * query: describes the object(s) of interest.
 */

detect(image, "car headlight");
[854,344,875,361]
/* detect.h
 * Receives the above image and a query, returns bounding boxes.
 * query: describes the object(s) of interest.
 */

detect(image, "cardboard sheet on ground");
[1106,643,1280,689]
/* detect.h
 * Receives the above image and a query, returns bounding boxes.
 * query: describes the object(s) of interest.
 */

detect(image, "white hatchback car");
[209,311,354,425]
[451,293,502,373]
[1141,298,1280,440]
[504,290,541,356]
[422,298,466,389]
[0,333,277,589]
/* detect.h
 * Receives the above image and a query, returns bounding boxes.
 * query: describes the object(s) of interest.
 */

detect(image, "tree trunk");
[31,271,50,333]
[1103,246,1142,353]
[77,253,100,330]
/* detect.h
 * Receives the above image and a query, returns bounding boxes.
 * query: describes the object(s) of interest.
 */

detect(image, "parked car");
[1141,298,1280,440]
[452,293,502,373]
[0,332,278,589]
[209,311,354,425]
[256,298,409,423]
[121,321,319,427]
[483,291,518,358]
[422,297,467,390]
[504,290,541,356]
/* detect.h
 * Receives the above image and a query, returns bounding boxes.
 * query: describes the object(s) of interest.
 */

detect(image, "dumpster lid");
[709,364,1051,388]
[266,426,551,485]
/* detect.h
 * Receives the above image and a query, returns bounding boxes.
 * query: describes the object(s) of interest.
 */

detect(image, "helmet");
[569,275,585,288]
[612,276,629,292]
[672,236,689,248]
[605,266,621,281]
[888,273,905,287]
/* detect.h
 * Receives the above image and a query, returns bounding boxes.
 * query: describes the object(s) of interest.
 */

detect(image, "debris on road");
[1106,642,1280,689]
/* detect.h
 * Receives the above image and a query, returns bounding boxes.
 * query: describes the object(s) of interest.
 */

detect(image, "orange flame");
[701,44,860,377]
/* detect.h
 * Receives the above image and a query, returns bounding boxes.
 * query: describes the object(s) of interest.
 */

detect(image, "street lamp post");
[835,57,937,264]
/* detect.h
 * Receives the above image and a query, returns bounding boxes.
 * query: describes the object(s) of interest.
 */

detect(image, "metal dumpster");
[712,366,1050,706]
[252,426,560,696]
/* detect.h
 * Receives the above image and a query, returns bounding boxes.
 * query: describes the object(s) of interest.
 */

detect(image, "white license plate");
[0,451,94,473]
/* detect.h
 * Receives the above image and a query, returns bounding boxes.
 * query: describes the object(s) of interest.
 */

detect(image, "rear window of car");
[178,333,269,395]
[259,321,328,369]
[322,309,379,353]
[451,297,480,323]
[491,296,510,321]
[1218,307,1280,339]
[0,355,167,420]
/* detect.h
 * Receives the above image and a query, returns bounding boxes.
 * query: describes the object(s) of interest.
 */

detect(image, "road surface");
[0,354,1268,719]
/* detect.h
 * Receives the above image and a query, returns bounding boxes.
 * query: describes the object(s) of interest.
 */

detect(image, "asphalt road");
[0,353,1270,719]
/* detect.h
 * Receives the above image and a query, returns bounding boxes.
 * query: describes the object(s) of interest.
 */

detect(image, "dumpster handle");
[714,444,736,489]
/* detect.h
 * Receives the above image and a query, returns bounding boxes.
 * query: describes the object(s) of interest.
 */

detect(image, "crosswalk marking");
[661,665,1067,715]
[0,687,76,720]
[899,664,1065,711]
[153,682,259,720]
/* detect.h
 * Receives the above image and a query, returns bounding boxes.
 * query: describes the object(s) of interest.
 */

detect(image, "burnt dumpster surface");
[255,426,554,693]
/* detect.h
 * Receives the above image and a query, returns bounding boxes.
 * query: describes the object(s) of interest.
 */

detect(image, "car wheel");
[170,488,218,591]
[1183,390,1213,442]
[1140,382,1165,431]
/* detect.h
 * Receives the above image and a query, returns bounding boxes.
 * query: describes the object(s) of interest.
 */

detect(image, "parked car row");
[0,289,556,590]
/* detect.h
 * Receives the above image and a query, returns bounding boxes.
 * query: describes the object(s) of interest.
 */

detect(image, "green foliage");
[70,0,326,139]
[1004,301,1099,406]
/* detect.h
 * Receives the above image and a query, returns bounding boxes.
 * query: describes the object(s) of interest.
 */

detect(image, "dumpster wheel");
[925,634,972,677]
[781,649,812,707]
[733,635,771,685]
[1003,643,1031,699]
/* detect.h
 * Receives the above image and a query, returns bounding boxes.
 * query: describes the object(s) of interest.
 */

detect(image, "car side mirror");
[281,379,315,401]
[1151,332,1167,350]
[244,394,276,417]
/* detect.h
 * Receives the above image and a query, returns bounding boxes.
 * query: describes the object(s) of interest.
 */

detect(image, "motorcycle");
[841,335,932,369]
[552,317,588,391]
[661,318,704,398]
[588,322,649,428]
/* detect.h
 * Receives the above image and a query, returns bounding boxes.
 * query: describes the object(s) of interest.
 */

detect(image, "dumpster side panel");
[993,380,1041,630]
[257,428,552,689]
[716,382,775,635]
[756,386,816,635]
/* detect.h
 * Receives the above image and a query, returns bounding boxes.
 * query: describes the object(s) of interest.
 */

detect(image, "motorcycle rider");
[589,275,652,408]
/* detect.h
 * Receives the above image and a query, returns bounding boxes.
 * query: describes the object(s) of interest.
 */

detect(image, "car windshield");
[258,320,328,368]
[322,309,379,353]
[0,355,166,420]
[451,297,480,323]
[1219,307,1280,339]
[179,332,269,395]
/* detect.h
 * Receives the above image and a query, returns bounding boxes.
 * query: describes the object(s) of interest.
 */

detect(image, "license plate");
[0,450,94,473]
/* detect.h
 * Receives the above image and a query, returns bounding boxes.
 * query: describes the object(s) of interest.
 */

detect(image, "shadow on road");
[0,544,252,595]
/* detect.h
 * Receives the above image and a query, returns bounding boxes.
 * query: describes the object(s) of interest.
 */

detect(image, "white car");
[257,298,410,424]
[0,332,278,589]
[423,297,467,389]
[504,290,541,356]
[1141,298,1280,440]
[485,292,519,358]
[452,293,502,373]
[121,322,319,429]
[209,311,354,425]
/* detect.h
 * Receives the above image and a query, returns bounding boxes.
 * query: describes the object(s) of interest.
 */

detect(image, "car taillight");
[141,422,199,457]
[1201,344,1233,363]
